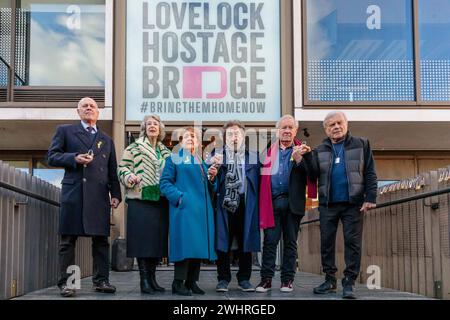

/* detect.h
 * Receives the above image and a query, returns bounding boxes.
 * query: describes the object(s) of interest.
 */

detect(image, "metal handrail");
[300,186,450,226]
[0,180,60,207]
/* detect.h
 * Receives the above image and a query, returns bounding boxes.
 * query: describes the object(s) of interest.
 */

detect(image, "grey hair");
[139,114,166,141]
[222,119,245,131]
[276,114,299,129]
[77,97,98,109]
[323,111,348,128]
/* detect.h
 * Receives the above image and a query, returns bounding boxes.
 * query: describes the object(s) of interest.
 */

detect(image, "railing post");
[428,171,443,299]
[0,161,92,300]
[437,166,450,299]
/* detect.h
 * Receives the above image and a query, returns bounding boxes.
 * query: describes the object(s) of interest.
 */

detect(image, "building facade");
[1,0,450,238]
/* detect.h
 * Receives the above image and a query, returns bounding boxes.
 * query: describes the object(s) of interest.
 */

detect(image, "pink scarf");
[259,138,317,229]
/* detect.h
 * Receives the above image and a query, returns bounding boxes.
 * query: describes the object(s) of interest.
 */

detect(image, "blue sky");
[28,4,105,86]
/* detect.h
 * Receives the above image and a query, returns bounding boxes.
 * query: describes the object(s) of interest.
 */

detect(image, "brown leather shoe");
[93,280,116,294]
[59,285,76,297]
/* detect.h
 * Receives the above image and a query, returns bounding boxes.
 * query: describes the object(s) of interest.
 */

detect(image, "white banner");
[126,0,280,121]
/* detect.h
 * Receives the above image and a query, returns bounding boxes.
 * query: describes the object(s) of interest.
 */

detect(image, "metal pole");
[0,180,60,207]
[300,186,450,226]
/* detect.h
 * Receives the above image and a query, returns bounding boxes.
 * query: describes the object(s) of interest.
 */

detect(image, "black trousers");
[319,203,363,280]
[216,196,252,283]
[261,197,301,282]
[174,259,201,282]
[57,235,110,287]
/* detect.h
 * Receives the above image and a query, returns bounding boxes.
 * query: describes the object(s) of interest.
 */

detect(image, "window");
[3,160,30,173]
[1,156,63,187]
[419,0,450,101]
[33,159,64,187]
[0,0,106,102]
[0,0,11,101]
[15,0,105,86]
[305,0,415,102]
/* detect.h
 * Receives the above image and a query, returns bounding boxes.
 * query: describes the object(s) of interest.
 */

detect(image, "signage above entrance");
[126,0,280,122]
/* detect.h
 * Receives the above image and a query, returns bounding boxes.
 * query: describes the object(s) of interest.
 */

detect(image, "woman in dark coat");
[118,114,171,294]
[160,127,218,296]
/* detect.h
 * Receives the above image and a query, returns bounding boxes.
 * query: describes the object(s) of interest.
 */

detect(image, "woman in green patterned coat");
[118,114,171,294]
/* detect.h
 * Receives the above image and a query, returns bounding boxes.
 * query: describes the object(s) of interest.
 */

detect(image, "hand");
[211,154,223,166]
[111,198,120,209]
[75,154,94,165]
[360,202,376,213]
[299,144,312,155]
[208,166,219,181]
[292,146,303,164]
[127,174,141,186]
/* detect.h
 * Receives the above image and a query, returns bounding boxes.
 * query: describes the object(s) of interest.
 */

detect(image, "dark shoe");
[280,279,294,292]
[58,285,76,298]
[185,281,205,295]
[313,276,337,294]
[216,280,229,292]
[93,280,116,294]
[342,277,356,299]
[342,285,356,299]
[137,258,155,294]
[238,280,255,292]
[172,280,191,296]
[255,279,272,293]
[149,272,165,292]
[140,279,154,294]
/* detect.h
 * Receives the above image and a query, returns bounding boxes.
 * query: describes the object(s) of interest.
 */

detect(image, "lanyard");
[332,143,344,164]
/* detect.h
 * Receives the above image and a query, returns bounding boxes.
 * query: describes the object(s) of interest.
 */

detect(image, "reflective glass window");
[15,0,105,86]
[419,0,450,101]
[306,0,415,102]
[33,159,64,187]
[3,160,30,173]
[0,0,11,99]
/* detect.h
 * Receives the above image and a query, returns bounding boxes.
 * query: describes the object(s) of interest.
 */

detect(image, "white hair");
[276,114,299,129]
[77,97,98,109]
[323,111,348,128]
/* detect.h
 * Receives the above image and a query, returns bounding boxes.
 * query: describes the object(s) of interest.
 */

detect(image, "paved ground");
[15,267,430,300]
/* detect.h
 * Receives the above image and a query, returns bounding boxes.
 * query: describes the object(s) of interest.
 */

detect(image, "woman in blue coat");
[160,127,217,296]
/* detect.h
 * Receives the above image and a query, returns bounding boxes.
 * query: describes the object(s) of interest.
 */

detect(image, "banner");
[126,0,280,121]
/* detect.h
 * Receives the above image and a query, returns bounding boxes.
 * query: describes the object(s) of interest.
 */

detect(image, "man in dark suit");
[47,97,122,297]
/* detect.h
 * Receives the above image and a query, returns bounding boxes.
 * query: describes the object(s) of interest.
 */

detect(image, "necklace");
[332,143,344,164]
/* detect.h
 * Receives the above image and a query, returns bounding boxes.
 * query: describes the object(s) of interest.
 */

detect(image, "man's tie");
[86,126,95,145]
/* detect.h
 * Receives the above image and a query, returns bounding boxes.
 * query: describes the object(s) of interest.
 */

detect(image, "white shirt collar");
[81,121,97,133]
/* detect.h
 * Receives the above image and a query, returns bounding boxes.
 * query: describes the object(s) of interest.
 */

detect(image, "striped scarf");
[222,148,245,213]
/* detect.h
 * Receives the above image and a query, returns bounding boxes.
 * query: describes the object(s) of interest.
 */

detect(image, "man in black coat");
[47,97,121,297]
[301,111,377,299]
